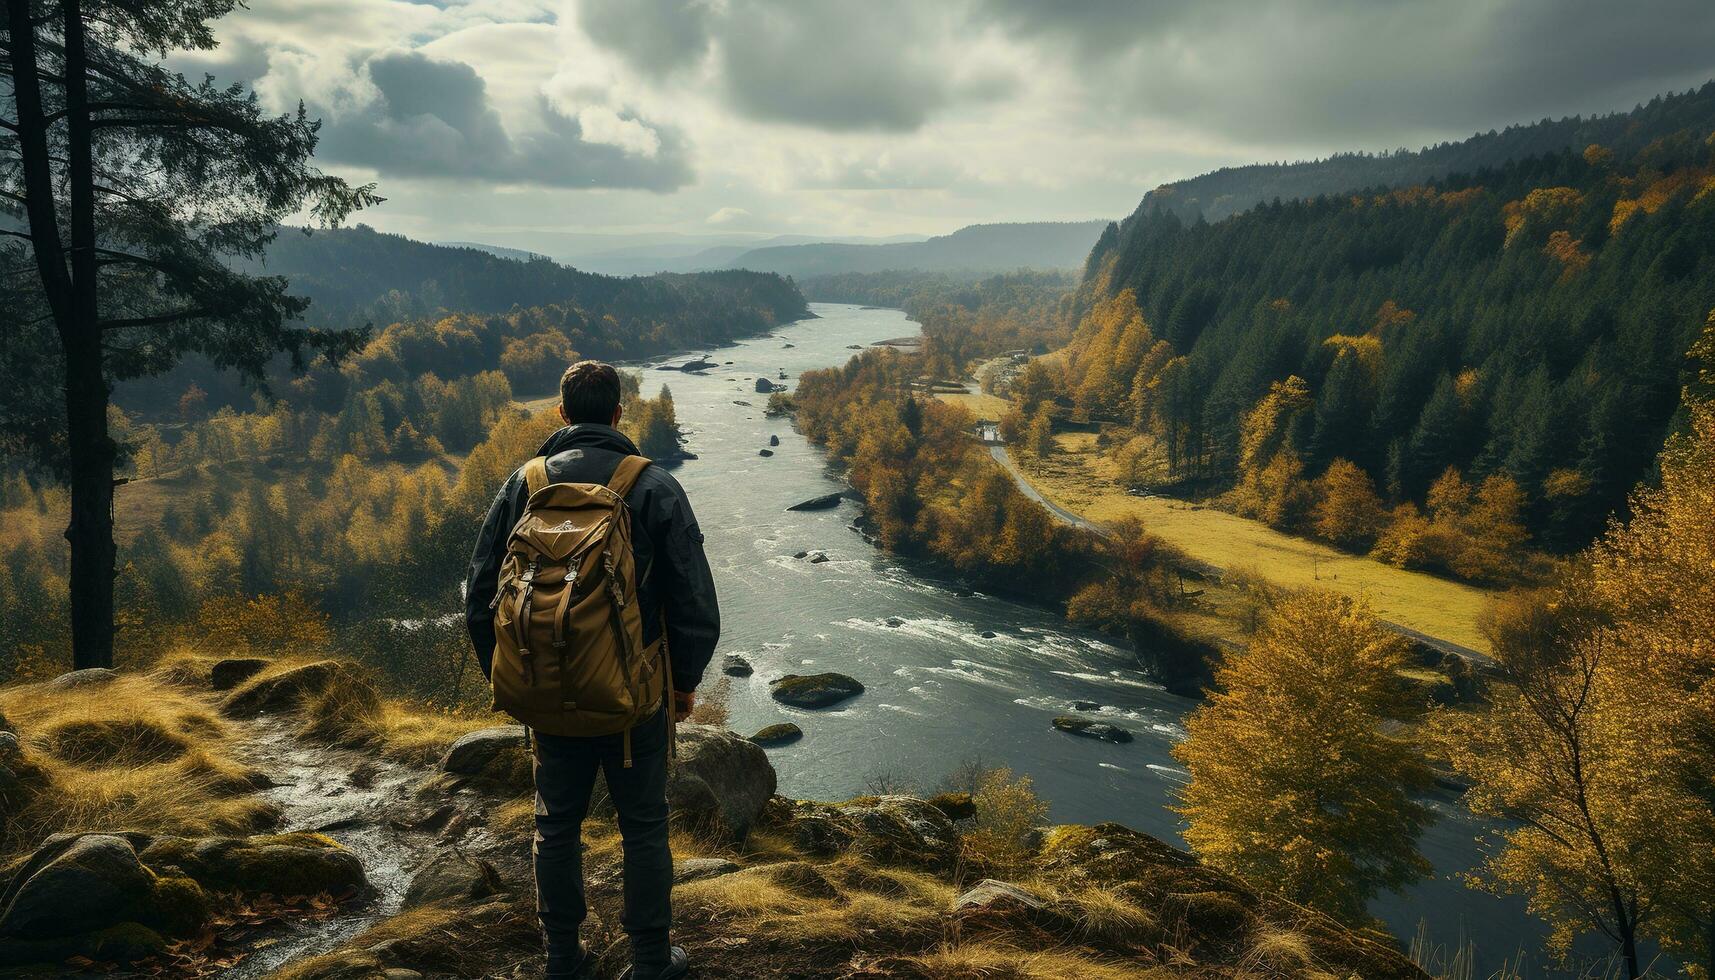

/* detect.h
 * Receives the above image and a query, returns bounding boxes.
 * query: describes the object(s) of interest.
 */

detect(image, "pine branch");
[100,306,211,330]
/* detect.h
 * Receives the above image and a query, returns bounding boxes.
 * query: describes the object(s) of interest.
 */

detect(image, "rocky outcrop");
[722,653,754,677]
[221,660,371,719]
[786,491,845,511]
[403,853,503,910]
[754,377,783,393]
[138,832,366,897]
[666,725,776,843]
[1052,716,1133,743]
[748,722,803,747]
[770,672,864,708]
[779,795,961,872]
[0,834,158,940]
[951,878,1059,933]
[436,725,531,795]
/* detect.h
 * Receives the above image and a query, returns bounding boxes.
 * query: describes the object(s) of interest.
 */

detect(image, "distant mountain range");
[1144,81,1715,223]
[442,231,925,276]
[722,221,1111,278]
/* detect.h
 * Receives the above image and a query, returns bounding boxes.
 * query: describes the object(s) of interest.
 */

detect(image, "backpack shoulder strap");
[606,455,652,498]
[522,456,550,498]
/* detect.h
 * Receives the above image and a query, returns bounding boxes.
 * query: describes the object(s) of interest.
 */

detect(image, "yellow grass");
[936,391,1012,421]
[900,944,1170,980]
[0,673,274,860]
[1015,430,1494,655]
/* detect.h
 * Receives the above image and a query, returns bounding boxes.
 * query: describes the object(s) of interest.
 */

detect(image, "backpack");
[489,454,672,762]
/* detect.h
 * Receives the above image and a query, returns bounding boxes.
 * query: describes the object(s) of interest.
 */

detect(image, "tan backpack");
[489,454,672,763]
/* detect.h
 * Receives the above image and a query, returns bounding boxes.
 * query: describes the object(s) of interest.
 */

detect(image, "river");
[639,302,1582,975]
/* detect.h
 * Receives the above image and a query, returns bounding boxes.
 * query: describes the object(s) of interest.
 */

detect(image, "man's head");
[559,360,624,427]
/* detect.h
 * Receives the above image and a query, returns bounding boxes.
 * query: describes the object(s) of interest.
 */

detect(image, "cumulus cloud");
[310,51,692,190]
[578,0,713,75]
[706,207,751,225]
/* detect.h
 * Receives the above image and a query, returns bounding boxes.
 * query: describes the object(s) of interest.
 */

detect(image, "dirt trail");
[225,720,427,978]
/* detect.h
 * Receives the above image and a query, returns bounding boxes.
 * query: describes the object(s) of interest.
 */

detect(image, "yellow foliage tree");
[1311,458,1388,547]
[1174,591,1432,923]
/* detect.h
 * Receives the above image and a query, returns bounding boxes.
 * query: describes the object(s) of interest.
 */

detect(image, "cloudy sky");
[175,0,1715,246]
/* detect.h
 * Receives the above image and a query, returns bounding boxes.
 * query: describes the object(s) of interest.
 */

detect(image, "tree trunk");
[60,0,117,670]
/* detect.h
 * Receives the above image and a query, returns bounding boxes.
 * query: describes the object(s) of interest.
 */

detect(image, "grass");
[992,425,1495,655]
[0,672,275,862]
[937,391,1013,421]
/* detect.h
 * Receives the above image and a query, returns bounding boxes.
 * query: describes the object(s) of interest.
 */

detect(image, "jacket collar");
[535,423,639,459]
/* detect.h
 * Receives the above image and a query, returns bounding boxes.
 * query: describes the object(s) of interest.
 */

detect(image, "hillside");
[1064,101,1715,557]
[728,221,1110,277]
[0,655,1427,979]
[1142,80,1715,222]
[251,224,809,330]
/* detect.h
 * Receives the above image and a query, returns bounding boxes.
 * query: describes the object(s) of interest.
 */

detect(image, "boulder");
[45,667,120,691]
[210,657,271,691]
[770,673,864,709]
[437,726,531,794]
[979,630,998,639]
[786,796,961,871]
[952,878,1051,918]
[139,832,366,897]
[667,725,777,843]
[769,434,781,447]
[748,723,803,747]
[791,550,809,559]
[758,449,774,457]
[1052,716,1133,744]
[221,660,364,718]
[673,858,741,884]
[885,617,904,628]
[782,343,795,348]
[722,653,754,677]
[733,400,753,407]
[402,853,503,909]
[786,492,844,512]
[808,552,831,564]
[754,378,782,393]
[1070,700,1100,712]
[0,834,155,939]
[927,791,976,821]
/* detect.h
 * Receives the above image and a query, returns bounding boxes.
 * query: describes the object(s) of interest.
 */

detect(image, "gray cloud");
[979,0,1715,145]
[318,51,693,190]
[578,0,713,75]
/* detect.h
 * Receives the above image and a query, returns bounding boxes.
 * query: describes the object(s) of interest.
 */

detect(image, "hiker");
[465,360,719,980]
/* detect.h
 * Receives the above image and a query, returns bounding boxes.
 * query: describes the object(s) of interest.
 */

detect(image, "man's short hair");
[560,360,622,424]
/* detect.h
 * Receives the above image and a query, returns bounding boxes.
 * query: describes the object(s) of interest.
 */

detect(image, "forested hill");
[728,221,1109,277]
[1143,81,1715,223]
[253,224,809,332]
[1064,103,1715,553]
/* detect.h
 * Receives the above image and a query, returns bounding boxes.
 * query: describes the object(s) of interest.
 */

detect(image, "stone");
[673,858,741,884]
[748,723,803,747]
[927,791,976,821]
[139,832,366,898]
[722,654,754,677]
[403,853,503,909]
[979,630,998,639]
[785,796,961,871]
[438,726,531,793]
[885,617,904,628]
[1052,716,1134,743]
[755,378,782,393]
[786,492,844,512]
[0,834,155,939]
[1071,700,1100,712]
[666,725,777,843]
[770,673,864,709]
[769,434,781,446]
[758,448,774,457]
[792,550,809,559]
[210,657,271,691]
[808,552,830,564]
[953,878,1049,916]
[45,667,120,691]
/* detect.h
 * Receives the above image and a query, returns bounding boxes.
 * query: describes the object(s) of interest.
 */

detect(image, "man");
[466,360,719,980]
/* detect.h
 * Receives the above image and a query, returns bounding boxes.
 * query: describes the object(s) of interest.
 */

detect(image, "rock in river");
[722,653,754,677]
[749,723,803,747]
[786,491,844,511]
[1052,716,1133,744]
[758,448,774,457]
[771,673,864,709]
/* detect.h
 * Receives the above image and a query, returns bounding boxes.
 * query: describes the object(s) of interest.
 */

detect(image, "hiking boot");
[545,943,590,979]
[620,945,688,980]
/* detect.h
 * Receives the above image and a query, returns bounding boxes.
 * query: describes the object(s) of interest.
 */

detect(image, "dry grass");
[0,673,274,861]
[936,391,1013,421]
[1014,431,1494,655]
[676,855,956,948]
[885,943,1170,979]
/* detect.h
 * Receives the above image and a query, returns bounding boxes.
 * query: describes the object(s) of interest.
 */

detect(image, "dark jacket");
[463,423,720,694]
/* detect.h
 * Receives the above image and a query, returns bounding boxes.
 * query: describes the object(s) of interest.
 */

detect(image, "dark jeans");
[532,706,672,969]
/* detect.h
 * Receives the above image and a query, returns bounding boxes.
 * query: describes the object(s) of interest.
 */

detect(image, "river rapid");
[634,302,1570,974]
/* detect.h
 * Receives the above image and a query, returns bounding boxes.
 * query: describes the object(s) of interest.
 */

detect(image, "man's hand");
[672,690,696,722]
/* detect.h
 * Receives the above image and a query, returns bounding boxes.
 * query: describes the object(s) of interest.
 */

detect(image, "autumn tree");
[2,0,378,668]
[1174,590,1432,923]
[1311,458,1387,547]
